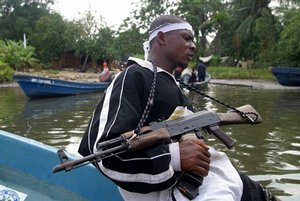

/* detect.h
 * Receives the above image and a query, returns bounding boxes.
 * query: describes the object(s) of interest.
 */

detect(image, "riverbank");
[1,70,300,90]
[210,79,300,90]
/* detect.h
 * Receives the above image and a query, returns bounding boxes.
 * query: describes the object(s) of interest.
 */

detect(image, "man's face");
[164,29,196,68]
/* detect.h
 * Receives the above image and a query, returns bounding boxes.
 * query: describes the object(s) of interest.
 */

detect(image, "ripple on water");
[278,150,300,156]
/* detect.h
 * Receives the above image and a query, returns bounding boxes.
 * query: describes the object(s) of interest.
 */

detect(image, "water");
[0,89,102,152]
[1,85,300,200]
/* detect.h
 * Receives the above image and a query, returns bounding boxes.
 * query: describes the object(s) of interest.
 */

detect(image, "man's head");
[145,15,196,72]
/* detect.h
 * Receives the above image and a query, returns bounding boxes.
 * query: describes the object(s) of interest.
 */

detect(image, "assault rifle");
[53,104,262,173]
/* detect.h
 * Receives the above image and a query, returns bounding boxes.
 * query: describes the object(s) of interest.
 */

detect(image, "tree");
[115,25,145,60]
[71,9,121,69]
[121,0,177,31]
[225,0,271,61]
[275,8,300,66]
[31,13,72,63]
[253,8,280,68]
[93,27,118,62]
[0,0,54,40]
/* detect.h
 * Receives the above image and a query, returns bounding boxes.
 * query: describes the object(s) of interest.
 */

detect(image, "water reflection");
[0,88,103,152]
[1,84,300,200]
[187,84,300,200]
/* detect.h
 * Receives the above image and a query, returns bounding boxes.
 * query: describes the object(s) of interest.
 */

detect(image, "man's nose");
[190,41,196,52]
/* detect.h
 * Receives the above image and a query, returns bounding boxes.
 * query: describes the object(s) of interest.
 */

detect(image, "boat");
[191,73,211,89]
[180,67,211,90]
[13,74,110,98]
[0,129,123,201]
[270,67,300,86]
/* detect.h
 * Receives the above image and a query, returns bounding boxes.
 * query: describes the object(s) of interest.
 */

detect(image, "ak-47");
[53,104,262,173]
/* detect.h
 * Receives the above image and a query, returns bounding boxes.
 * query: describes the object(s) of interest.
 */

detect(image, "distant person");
[180,67,192,84]
[102,60,108,69]
[197,60,206,82]
[174,66,183,80]
[99,60,111,82]
[189,68,197,83]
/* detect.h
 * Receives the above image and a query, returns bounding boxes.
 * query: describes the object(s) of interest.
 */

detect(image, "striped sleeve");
[79,64,179,193]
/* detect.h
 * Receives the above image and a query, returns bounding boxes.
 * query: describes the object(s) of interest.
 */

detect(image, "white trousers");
[119,147,243,201]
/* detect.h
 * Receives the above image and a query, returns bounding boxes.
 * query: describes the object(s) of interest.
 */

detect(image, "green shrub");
[0,39,39,71]
[0,61,14,82]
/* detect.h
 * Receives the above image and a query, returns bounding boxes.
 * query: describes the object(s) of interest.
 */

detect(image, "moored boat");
[191,73,211,89]
[0,129,123,201]
[270,67,300,86]
[180,67,211,90]
[13,74,110,98]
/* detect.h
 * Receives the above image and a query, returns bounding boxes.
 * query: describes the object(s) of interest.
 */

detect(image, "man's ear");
[156,31,167,46]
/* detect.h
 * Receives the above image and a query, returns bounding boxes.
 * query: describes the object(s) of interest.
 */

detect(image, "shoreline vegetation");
[1,67,299,90]
[3,66,276,81]
[207,66,276,81]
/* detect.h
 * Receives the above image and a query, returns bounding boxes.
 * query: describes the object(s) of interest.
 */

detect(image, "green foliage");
[223,0,270,61]
[1,0,300,71]
[0,39,39,71]
[0,0,53,40]
[31,13,74,63]
[115,25,145,61]
[209,55,222,66]
[0,61,14,82]
[93,28,117,61]
[73,10,114,67]
[253,9,280,68]
[275,8,300,66]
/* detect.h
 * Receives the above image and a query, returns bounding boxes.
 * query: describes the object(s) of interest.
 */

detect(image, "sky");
[51,0,138,30]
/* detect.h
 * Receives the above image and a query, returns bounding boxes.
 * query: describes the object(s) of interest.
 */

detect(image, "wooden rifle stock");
[217,104,262,125]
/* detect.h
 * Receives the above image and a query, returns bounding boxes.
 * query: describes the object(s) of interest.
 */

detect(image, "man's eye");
[184,36,191,41]
[187,37,194,43]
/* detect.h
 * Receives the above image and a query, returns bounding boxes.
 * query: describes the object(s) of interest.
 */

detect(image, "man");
[79,15,277,201]
[197,60,206,82]
[98,60,111,82]
[174,66,184,80]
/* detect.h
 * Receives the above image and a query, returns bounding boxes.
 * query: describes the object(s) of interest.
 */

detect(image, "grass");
[207,66,276,81]
[46,69,60,75]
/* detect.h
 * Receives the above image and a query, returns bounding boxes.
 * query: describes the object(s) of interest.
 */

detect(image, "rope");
[177,79,259,123]
[133,61,158,136]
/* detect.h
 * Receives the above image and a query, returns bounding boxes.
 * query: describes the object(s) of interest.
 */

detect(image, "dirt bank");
[16,70,102,82]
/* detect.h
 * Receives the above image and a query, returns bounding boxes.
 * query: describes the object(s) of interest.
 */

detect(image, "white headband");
[149,22,194,42]
[143,22,194,60]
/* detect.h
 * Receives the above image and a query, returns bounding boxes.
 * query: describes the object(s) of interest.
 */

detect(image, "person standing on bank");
[197,60,206,82]
[79,15,278,201]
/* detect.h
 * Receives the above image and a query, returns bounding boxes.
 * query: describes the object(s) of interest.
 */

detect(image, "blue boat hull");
[0,130,123,201]
[13,74,110,98]
[271,67,300,86]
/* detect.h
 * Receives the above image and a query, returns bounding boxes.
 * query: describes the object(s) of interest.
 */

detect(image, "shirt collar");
[127,57,178,84]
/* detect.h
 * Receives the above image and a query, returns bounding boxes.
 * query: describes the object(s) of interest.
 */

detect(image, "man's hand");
[179,137,210,176]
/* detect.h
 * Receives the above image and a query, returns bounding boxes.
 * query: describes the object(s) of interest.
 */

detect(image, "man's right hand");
[179,138,211,176]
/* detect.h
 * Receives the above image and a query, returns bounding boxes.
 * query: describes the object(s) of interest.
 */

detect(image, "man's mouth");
[187,54,194,61]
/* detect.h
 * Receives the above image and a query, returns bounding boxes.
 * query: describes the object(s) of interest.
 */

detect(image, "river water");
[0,84,299,200]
